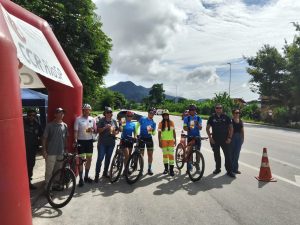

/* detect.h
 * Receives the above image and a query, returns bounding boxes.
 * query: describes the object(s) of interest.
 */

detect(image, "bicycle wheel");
[187,150,205,182]
[109,151,123,183]
[125,153,144,184]
[175,143,185,170]
[46,168,76,208]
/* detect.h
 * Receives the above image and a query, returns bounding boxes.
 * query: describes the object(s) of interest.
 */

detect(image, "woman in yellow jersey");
[158,109,177,176]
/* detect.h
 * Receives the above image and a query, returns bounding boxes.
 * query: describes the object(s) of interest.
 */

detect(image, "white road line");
[202,147,300,188]
[242,148,300,170]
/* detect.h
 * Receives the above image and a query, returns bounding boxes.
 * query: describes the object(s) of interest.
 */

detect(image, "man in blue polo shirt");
[183,104,202,172]
[183,104,202,149]
[137,108,156,175]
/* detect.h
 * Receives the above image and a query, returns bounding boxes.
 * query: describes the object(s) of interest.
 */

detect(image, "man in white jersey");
[74,104,97,187]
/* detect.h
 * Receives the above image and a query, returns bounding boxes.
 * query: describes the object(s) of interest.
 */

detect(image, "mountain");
[108,81,175,102]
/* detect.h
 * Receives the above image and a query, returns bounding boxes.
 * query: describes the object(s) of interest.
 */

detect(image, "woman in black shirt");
[231,109,244,174]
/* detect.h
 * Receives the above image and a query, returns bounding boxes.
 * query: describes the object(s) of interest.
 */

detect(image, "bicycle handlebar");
[181,134,208,140]
[115,135,148,144]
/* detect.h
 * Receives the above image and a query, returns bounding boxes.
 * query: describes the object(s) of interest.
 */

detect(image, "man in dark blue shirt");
[23,109,43,189]
[206,104,235,178]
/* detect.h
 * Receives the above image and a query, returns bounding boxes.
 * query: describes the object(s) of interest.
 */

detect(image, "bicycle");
[109,137,129,183]
[46,143,85,208]
[109,136,138,183]
[175,133,207,182]
[124,136,146,184]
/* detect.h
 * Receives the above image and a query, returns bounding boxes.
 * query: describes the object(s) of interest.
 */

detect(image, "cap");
[55,107,65,113]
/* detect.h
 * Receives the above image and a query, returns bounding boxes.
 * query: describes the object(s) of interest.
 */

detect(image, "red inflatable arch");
[0,0,82,224]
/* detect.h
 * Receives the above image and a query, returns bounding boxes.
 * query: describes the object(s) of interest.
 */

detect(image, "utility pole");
[227,62,231,97]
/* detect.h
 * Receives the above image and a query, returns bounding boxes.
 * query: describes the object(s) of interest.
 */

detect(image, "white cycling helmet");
[162,109,169,115]
[82,103,92,110]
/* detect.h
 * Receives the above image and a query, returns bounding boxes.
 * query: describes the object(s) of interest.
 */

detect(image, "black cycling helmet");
[148,107,156,114]
[188,104,197,111]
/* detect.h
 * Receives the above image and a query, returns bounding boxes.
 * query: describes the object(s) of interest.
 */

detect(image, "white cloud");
[95,0,186,79]
[94,0,300,101]
[186,67,220,85]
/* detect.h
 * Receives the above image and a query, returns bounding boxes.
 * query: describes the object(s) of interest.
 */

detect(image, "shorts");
[120,139,134,149]
[138,137,154,151]
[187,137,201,150]
[78,139,94,157]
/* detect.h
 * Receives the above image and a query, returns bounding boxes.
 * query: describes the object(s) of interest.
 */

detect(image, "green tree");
[96,88,114,110]
[242,103,260,120]
[113,91,127,109]
[13,0,112,102]
[211,92,235,115]
[284,23,300,106]
[246,45,288,105]
[149,83,165,105]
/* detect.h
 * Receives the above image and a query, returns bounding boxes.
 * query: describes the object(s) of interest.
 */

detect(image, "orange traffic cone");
[255,148,277,182]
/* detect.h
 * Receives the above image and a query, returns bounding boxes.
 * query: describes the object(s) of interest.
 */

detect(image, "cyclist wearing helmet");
[183,104,202,150]
[119,111,137,167]
[158,109,176,176]
[95,106,119,182]
[74,103,97,187]
[136,107,157,175]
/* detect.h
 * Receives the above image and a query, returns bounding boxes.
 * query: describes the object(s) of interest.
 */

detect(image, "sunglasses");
[215,107,222,109]
[106,111,112,114]
[234,112,240,114]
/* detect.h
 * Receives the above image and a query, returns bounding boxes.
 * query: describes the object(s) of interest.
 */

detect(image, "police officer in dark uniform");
[206,104,235,178]
[23,109,43,189]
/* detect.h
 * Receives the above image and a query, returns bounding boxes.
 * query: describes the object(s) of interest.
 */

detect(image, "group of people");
[206,104,244,178]
[23,102,244,190]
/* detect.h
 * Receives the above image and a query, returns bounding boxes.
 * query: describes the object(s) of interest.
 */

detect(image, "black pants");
[26,147,37,181]
[211,142,232,173]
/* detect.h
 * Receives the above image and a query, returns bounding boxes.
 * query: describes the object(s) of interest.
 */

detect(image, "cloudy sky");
[94,0,300,101]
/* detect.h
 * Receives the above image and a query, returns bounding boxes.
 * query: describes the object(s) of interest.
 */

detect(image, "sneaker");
[94,176,99,183]
[163,169,168,174]
[148,169,154,176]
[78,179,84,187]
[84,177,93,183]
[213,169,221,174]
[227,172,236,178]
[29,183,37,190]
[169,170,175,177]
[233,170,241,174]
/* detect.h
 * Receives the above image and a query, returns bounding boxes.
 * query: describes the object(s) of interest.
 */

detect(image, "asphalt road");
[32,112,300,225]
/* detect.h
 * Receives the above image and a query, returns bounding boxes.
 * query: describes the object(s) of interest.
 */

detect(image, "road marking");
[202,147,300,188]
[242,148,300,170]
[295,176,300,185]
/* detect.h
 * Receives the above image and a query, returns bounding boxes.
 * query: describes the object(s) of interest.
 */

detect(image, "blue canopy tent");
[21,89,48,129]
